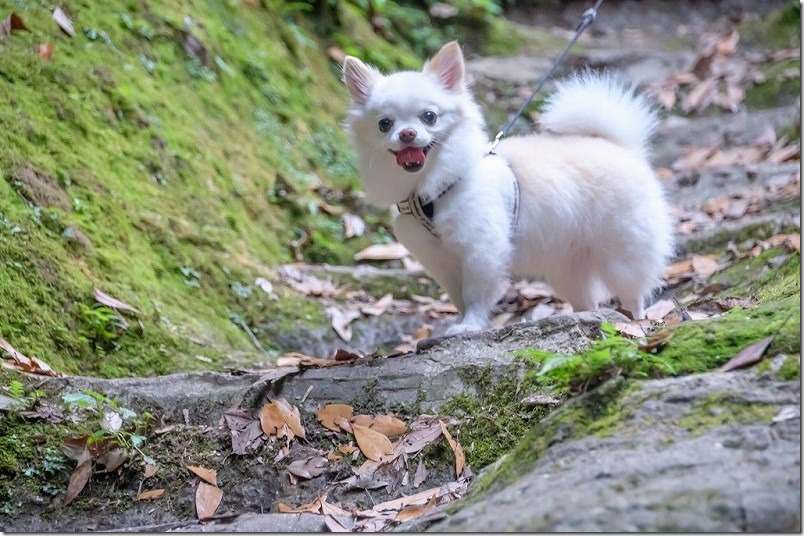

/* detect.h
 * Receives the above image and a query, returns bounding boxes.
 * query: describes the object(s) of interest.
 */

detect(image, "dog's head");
[342,42,481,193]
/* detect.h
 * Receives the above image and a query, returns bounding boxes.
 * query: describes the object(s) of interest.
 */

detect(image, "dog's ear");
[343,56,380,105]
[424,41,465,93]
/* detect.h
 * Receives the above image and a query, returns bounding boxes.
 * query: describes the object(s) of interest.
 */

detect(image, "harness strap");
[396,172,521,239]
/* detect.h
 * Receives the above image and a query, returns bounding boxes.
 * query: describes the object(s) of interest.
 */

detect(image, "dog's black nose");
[399,128,417,143]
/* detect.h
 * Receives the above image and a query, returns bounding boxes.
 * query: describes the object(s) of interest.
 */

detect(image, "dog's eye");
[378,118,393,132]
[420,111,437,125]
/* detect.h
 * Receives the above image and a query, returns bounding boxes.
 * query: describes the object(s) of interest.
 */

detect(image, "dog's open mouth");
[390,145,433,173]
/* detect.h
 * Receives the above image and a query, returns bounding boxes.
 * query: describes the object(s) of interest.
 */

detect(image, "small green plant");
[76,303,128,351]
[4,379,45,411]
[62,389,156,466]
[517,322,675,394]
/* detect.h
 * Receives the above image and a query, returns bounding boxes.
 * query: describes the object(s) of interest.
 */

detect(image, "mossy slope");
[0,1,372,377]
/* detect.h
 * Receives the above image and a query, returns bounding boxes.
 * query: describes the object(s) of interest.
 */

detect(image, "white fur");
[343,42,674,335]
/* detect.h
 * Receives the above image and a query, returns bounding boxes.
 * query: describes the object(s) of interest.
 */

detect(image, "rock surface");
[416,364,801,532]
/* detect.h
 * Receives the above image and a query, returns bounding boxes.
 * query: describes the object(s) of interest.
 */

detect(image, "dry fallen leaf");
[38,43,54,60]
[137,488,165,500]
[413,459,428,488]
[186,465,218,486]
[718,335,775,372]
[94,288,143,316]
[337,445,358,454]
[326,306,361,342]
[372,486,443,512]
[317,404,353,432]
[614,319,653,338]
[64,446,93,506]
[439,421,465,478]
[195,482,223,520]
[223,409,265,455]
[360,293,394,316]
[395,494,437,522]
[638,330,674,353]
[143,463,158,478]
[287,456,328,479]
[352,424,394,462]
[369,414,407,438]
[691,255,720,278]
[354,242,409,262]
[260,398,306,440]
[342,213,366,239]
[1,12,30,35]
[52,7,75,37]
[1,338,62,377]
[644,299,676,321]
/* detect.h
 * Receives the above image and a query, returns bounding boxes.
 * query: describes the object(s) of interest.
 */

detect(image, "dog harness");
[395,156,520,239]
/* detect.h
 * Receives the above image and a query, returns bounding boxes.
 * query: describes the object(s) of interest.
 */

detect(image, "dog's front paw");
[444,322,484,337]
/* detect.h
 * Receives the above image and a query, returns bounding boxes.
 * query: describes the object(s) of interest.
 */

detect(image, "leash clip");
[487,130,504,155]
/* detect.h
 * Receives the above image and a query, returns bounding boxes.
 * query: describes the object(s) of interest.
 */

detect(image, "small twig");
[672,296,692,321]
[236,317,269,355]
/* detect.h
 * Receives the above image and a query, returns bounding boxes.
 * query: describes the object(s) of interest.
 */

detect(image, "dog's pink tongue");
[396,146,426,168]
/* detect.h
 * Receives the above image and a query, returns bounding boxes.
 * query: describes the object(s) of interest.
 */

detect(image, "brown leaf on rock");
[439,421,465,478]
[413,458,428,488]
[52,7,75,37]
[260,398,305,440]
[614,320,652,338]
[638,331,673,353]
[223,409,265,454]
[317,403,353,432]
[98,447,128,472]
[64,446,92,506]
[276,264,338,297]
[1,12,30,34]
[395,494,437,522]
[353,424,393,462]
[278,499,321,514]
[326,306,361,342]
[766,233,801,252]
[186,465,218,486]
[195,482,223,520]
[644,299,676,321]
[691,255,720,278]
[360,293,394,316]
[372,486,442,512]
[354,242,409,262]
[682,77,717,114]
[718,335,775,372]
[400,419,444,455]
[143,463,158,478]
[370,414,407,438]
[287,456,328,479]
[138,488,165,500]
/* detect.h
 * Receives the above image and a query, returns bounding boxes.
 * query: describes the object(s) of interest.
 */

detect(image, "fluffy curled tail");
[540,69,658,160]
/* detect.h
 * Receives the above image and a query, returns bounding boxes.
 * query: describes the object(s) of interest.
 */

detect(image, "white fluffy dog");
[343,41,674,335]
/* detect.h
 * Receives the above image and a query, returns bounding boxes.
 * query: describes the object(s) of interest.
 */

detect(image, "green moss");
[661,299,800,373]
[707,248,800,303]
[0,1,402,377]
[738,2,800,51]
[677,392,779,434]
[744,58,801,110]
[777,354,800,381]
[441,364,550,470]
[469,379,638,498]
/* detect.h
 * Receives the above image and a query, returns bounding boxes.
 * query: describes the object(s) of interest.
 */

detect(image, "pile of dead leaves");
[650,25,800,115]
[221,398,469,530]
